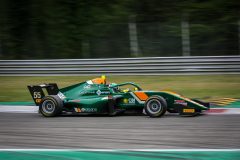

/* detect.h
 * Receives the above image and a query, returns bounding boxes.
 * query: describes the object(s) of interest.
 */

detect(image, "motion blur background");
[0,0,240,101]
[0,0,239,59]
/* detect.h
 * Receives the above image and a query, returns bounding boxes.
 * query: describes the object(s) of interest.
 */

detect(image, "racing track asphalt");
[0,113,239,149]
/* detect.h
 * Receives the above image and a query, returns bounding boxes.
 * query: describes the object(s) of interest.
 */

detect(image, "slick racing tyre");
[39,95,63,117]
[144,96,167,118]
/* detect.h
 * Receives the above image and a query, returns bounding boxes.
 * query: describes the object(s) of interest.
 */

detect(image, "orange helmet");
[91,75,106,84]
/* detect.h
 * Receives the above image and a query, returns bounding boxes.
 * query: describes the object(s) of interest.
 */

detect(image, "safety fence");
[0,56,239,76]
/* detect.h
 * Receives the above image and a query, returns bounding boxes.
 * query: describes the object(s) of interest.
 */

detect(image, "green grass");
[0,75,240,102]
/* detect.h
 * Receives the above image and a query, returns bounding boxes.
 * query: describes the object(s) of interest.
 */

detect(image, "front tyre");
[39,95,63,117]
[144,96,167,118]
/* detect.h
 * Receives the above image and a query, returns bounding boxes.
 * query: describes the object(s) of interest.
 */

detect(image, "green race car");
[28,77,209,118]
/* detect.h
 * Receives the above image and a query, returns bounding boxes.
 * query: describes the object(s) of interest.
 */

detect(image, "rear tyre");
[39,95,63,117]
[144,96,167,118]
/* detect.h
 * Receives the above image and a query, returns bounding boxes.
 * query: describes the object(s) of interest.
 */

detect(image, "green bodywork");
[57,81,209,114]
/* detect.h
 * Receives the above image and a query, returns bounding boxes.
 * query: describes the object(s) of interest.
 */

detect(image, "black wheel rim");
[42,100,55,114]
[147,99,162,114]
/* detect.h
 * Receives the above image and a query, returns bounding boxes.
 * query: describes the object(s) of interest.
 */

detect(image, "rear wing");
[27,83,59,105]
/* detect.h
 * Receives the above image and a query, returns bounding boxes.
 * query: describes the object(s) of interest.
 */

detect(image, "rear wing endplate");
[27,83,59,105]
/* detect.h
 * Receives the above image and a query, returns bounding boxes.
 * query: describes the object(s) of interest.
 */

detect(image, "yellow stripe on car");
[183,109,195,113]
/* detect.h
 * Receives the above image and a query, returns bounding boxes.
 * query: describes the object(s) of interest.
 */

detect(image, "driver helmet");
[91,75,106,84]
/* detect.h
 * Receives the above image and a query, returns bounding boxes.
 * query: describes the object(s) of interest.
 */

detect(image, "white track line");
[0,105,240,115]
[0,105,38,113]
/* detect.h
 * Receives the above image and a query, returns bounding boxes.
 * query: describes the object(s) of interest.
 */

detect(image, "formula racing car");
[28,76,209,117]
